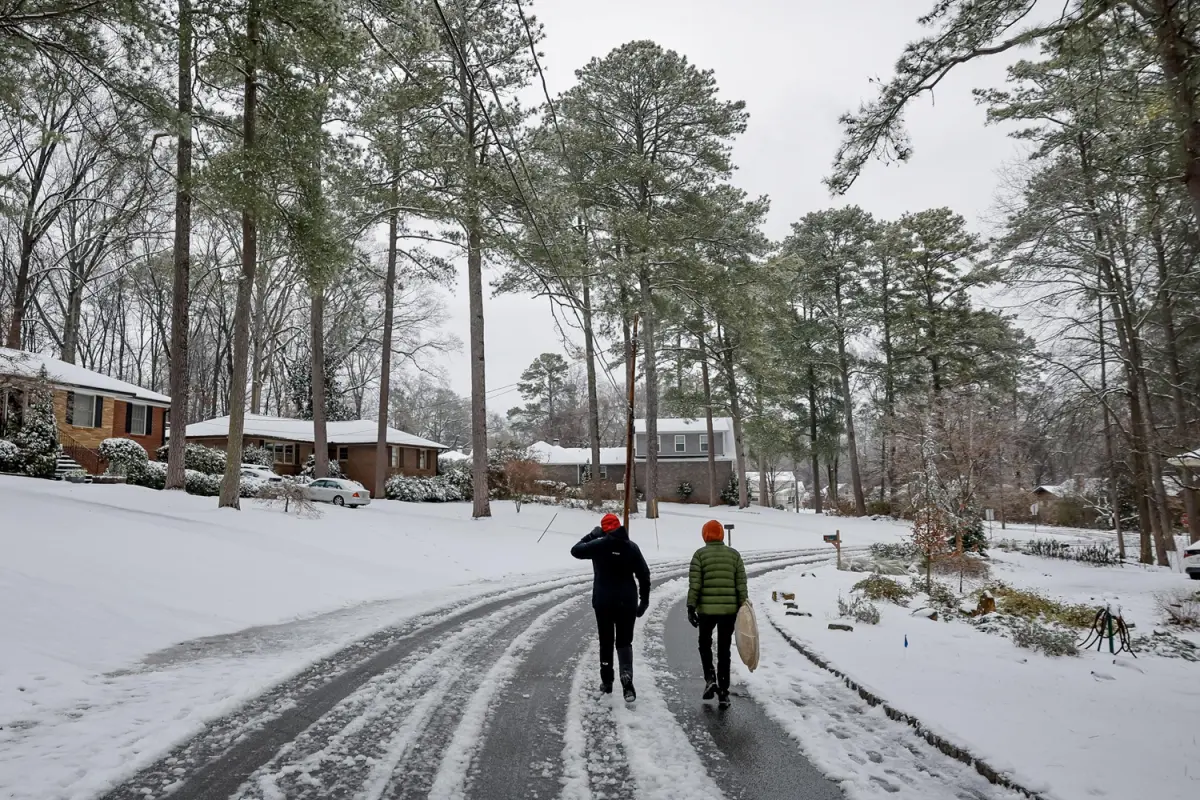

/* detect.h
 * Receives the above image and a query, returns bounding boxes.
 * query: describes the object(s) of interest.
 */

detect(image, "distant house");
[0,347,169,474]
[528,440,627,487]
[634,417,737,505]
[183,414,446,488]
[747,470,803,508]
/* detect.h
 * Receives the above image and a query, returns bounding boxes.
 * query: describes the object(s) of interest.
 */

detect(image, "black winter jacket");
[571,525,651,611]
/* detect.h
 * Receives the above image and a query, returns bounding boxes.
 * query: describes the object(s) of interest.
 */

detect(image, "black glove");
[636,599,649,618]
[687,606,699,628]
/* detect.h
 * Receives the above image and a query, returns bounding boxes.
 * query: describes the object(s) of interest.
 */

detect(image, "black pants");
[595,607,636,683]
[698,614,737,691]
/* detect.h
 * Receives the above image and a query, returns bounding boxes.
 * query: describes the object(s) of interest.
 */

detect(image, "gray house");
[634,417,736,505]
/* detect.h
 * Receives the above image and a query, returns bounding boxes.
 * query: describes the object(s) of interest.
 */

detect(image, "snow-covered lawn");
[0,474,900,799]
[750,543,1200,800]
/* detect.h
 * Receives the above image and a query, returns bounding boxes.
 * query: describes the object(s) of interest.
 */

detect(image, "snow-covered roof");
[441,450,470,461]
[0,346,170,405]
[634,417,733,434]
[1169,449,1200,467]
[184,414,446,449]
[528,440,626,466]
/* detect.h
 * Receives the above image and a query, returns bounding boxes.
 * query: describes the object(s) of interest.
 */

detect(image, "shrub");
[439,456,473,500]
[101,438,149,475]
[1021,538,1119,567]
[678,481,694,501]
[866,499,894,516]
[257,480,320,517]
[242,445,274,468]
[983,582,1095,628]
[1156,589,1200,629]
[869,542,918,561]
[852,574,914,605]
[127,459,167,490]
[914,577,960,611]
[385,473,464,502]
[933,552,991,580]
[0,439,19,472]
[720,474,739,506]
[1012,622,1078,657]
[155,442,226,474]
[525,494,624,514]
[504,458,543,501]
[838,594,881,625]
[300,455,343,479]
[184,469,222,496]
[14,376,59,478]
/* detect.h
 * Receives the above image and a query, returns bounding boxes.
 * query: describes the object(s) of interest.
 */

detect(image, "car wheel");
[333,495,345,507]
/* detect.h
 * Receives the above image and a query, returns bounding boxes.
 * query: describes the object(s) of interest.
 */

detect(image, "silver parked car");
[304,478,371,507]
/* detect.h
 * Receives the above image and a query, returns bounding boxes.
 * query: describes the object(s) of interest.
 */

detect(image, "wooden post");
[836,529,842,570]
[623,314,640,531]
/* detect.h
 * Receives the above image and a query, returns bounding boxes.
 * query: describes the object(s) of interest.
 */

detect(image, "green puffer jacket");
[687,541,748,616]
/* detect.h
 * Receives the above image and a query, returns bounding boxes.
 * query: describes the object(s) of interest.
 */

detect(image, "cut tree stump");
[828,623,854,632]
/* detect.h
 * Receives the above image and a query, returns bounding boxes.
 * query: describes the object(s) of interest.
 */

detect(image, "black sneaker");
[620,672,636,702]
[718,690,730,708]
[702,681,718,700]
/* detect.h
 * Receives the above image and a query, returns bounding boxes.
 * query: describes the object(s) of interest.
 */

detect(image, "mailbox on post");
[824,530,842,569]
[724,523,734,548]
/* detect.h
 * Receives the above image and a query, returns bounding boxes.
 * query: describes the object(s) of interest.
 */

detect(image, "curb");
[765,615,1048,800]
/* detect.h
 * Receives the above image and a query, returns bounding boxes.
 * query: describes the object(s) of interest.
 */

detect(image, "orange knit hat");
[702,519,724,543]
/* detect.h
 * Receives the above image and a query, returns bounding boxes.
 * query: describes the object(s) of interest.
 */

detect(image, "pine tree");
[15,369,59,479]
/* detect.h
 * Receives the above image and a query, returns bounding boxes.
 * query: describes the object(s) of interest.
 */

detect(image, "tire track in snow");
[558,639,637,800]
[426,597,583,800]
[234,587,580,799]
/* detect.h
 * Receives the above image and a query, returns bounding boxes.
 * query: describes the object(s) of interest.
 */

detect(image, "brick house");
[634,417,736,505]
[182,413,446,488]
[0,346,169,474]
[528,440,628,488]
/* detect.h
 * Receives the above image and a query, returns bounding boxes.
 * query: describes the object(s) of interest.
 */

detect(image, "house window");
[418,449,428,470]
[68,392,103,428]
[675,435,686,453]
[337,446,349,462]
[700,434,708,453]
[599,465,608,480]
[268,442,295,465]
[129,404,148,435]
[390,446,399,468]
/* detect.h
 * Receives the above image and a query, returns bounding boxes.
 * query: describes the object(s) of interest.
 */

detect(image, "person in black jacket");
[571,513,651,701]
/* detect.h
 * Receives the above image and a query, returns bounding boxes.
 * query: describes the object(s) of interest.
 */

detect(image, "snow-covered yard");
[0,474,899,799]
[748,534,1200,800]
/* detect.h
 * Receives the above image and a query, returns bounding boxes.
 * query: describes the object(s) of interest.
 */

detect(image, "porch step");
[54,453,92,482]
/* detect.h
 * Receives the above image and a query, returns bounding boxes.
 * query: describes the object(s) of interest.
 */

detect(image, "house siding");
[635,431,725,458]
[184,435,438,488]
[635,459,732,505]
[540,463,629,487]
[112,400,166,455]
[52,388,115,450]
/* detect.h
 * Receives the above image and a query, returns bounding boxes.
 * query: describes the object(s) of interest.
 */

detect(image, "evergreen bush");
[385,474,463,502]
[155,442,226,474]
[14,374,59,478]
[101,438,149,475]
[720,474,739,506]
[242,445,274,468]
[0,439,20,472]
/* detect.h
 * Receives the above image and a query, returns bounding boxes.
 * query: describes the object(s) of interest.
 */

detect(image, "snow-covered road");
[92,550,1025,800]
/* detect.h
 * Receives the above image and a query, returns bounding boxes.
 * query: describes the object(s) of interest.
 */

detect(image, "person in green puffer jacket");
[686,519,747,706]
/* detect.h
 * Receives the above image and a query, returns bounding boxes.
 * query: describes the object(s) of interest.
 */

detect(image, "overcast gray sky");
[431,0,1024,405]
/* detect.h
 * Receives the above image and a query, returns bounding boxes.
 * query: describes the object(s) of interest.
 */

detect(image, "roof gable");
[1,347,170,405]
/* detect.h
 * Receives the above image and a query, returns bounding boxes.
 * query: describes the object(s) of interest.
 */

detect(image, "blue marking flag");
[904,634,908,648]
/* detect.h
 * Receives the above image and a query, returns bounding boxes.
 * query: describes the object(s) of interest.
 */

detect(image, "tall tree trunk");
[1149,211,1200,543]
[699,329,717,507]
[166,0,193,492]
[719,325,749,508]
[809,364,822,513]
[837,328,865,514]
[582,270,602,509]
[1147,0,1200,228]
[639,268,659,518]
[61,277,83,364]
[218,0,260,509]
[1099,294,1124,560]
[467,216,491,518]
[249,254,269,413]
[376,190,399,500]
[758,457,768,507]
[311,287,328,478]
